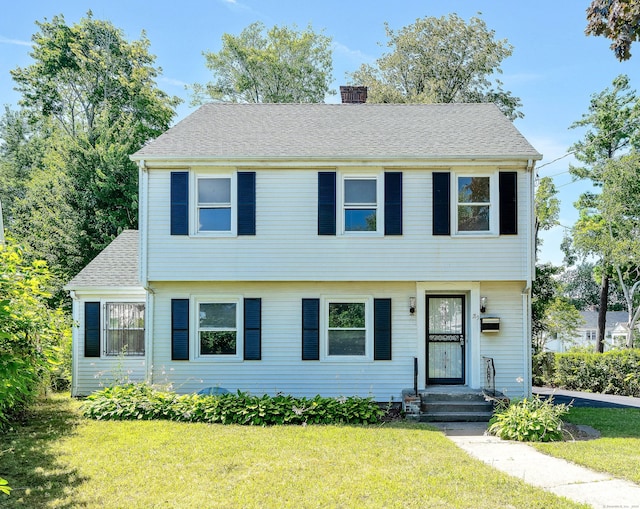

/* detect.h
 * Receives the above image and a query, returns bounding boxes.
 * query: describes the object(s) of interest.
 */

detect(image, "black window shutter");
[384,172,403,235]
[170,172,189,235]
[84,302,101,357]
[237,172,256,235]
[374,299,392,360]
[244,298,261,360]
[302,299,320,360]
[318,172,336,235]
[171,299,189,360]
[432,172,451,235]
[499,171,518,235]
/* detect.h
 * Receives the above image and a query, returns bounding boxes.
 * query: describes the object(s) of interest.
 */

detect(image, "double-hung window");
[455,175,495,233]
[197,176,233,233]
[105,303,145,356]
[325,299,371,358]
[198,301,239,357]
[343,177,378,233]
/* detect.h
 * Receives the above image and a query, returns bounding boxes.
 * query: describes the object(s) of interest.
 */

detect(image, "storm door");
[426,295,465,384]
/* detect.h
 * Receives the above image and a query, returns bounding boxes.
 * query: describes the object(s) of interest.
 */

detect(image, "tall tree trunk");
[596,274,609,353]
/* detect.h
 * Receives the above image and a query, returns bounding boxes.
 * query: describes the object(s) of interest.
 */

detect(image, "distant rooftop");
[65,230,140,289]
[132,102,541,162]
[579,310,629,329]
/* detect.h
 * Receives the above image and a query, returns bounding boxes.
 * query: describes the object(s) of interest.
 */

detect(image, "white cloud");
[333,41,376,64]
[159,76,189,88]
[0,36,31,47]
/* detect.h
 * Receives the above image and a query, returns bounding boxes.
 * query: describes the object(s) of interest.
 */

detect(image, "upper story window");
[342,176,384,235]
[170,171,255,237]
[344,178,377,232]
[457,176,490,232]
[453,174,500,235]
[105,302,145,356]
[433,171,517,237]
[197,177,233,233]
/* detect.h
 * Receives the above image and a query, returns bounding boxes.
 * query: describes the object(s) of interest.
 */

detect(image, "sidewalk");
[432,389,640,509]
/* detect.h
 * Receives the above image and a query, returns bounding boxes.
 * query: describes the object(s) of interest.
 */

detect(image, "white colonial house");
[545,310,633,352]
[66,93,541,402]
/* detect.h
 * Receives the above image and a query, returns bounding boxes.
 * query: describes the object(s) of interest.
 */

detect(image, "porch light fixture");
[409,297,416,315]
[480,296,488,314]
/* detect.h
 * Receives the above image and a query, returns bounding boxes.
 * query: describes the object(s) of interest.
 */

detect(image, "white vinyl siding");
[146,166,532,283]
[151,281,415,399]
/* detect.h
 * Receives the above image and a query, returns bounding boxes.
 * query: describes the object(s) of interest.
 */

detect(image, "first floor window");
[344,178,377,232]
[327,301,367,356]
[105,303,145,356]
[197,177,232,232]
[457,176,490,232]
[199,302,237,355]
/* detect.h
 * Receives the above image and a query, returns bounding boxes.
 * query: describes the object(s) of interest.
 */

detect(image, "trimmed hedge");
[81,383,385,425]
[552,349,640,397]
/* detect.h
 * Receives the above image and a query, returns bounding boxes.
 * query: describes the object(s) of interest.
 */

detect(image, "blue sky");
[2,1,640,266]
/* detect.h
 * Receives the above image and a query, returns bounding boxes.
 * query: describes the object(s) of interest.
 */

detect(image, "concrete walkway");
[431,391,640,509]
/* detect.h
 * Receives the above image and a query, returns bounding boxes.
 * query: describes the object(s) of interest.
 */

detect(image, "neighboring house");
[66,93,541,399]
[545,310,631,352]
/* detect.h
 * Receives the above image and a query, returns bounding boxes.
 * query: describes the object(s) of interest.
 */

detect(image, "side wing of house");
[65,230,147,396]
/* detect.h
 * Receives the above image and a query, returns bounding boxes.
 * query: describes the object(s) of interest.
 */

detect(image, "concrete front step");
[415,386,498,422]
[422,400,494,414]
[419,410,494,422]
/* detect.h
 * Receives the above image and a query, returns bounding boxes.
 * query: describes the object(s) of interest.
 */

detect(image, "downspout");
[522,286,532,397]
[138,160,148,286]
[522,159,535,397]
[138,159,153,384]
[144,286,155,384]
[70,291,80,397]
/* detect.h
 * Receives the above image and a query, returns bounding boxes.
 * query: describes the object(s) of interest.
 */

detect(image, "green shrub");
[532,351,555,386]
[553,349,640,396]
[488,396,570,442]
[81,383,385,425]
[1,239,70,429]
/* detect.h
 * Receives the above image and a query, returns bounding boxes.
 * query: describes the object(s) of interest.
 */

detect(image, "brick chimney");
[340,86,367,104]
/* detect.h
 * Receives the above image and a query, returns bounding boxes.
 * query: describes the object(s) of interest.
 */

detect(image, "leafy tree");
[348,14,522,120]
[559,261,626,310]
[539,297,585,352]
[566,74,640,351]
[0,108,49,223]
[534,176,560,251]
[598,153,640,347]
[586,0,640,61]
[532,263,561,350]
[191,21,334,104]
[3,12,179,287]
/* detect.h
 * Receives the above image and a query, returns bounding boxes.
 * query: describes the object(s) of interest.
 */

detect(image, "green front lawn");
[534,407,640,484]
[0,395,588,509]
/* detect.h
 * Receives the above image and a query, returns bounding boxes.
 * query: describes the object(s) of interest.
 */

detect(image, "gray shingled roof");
[65,230,140,289]
[132,103,541,161]
[579,310,630,329]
